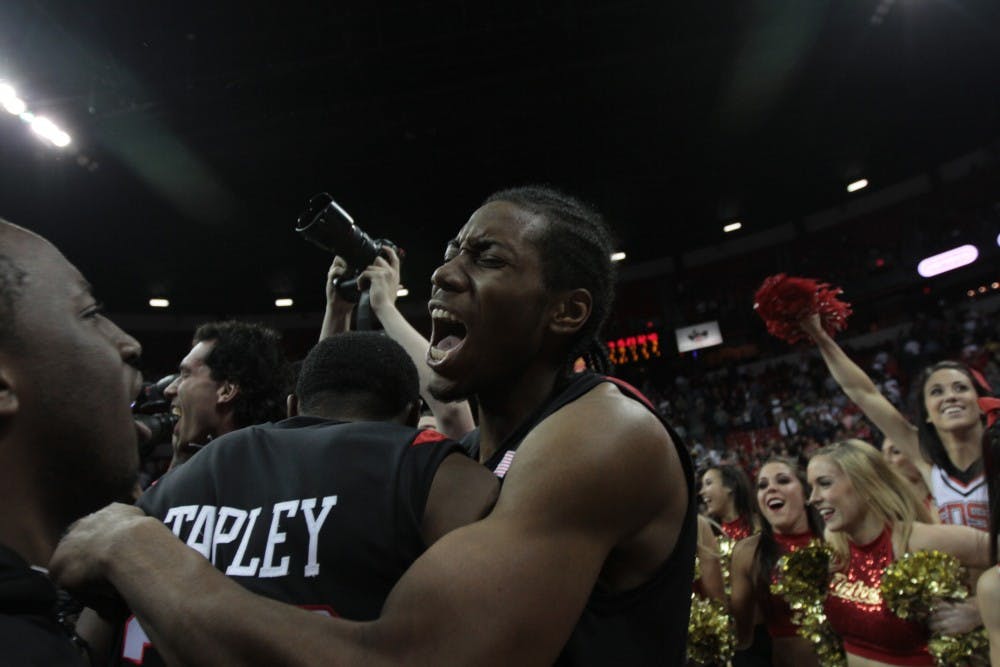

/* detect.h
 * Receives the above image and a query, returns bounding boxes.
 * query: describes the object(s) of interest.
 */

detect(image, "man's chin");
[428,377,471,404]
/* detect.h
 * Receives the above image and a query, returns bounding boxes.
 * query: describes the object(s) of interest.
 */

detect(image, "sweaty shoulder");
[494,381,683,546]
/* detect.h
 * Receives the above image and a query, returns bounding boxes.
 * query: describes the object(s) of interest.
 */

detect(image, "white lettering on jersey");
[186,504,217,559]
[260,500,299,578]
[211,507,248,566]
[225,506,263,576]
[162,505,198,537]
[157,496,339,579]
[301,496,338,577]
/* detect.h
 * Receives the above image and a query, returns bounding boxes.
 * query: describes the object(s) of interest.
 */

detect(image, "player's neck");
[0,500,58,567]
[475,365,562,463]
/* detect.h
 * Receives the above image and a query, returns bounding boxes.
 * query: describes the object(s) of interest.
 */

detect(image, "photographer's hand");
[320,255,354,340]
[359,246,402,315]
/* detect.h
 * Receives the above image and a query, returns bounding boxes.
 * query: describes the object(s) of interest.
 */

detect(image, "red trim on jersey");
[411,428,449,447]
[604,376,656,412]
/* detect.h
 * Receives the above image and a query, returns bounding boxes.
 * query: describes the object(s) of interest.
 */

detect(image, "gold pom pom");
[881,550,989,665]
[771,540,846,667]
[686,593,735,666]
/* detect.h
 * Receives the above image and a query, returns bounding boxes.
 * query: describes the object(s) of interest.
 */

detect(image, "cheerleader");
[801,315,990,530]
[731,458,824,667]
[808,440,989,666]
[701,465,759,540]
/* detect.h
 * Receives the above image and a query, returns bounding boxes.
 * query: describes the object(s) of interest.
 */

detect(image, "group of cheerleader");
[691,314,999,667]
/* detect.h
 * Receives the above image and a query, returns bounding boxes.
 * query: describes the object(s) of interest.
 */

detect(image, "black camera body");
[132,373,178,457]
[295,193,402,303]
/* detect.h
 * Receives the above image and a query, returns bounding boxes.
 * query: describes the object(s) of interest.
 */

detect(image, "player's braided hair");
[484,185,616,376]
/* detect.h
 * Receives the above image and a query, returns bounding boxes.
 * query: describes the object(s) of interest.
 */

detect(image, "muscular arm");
[52,385,685,665]
[729,535,760,649]
[419,452,499,545]
[801,315,929,486]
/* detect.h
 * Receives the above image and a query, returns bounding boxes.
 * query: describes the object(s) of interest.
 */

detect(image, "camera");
[295,193,402,302]
[132,373,178,456]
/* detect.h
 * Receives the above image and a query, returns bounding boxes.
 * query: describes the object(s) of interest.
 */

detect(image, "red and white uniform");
[931,464,988,531]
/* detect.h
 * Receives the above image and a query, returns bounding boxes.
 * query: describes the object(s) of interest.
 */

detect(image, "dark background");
[1,1,998,374]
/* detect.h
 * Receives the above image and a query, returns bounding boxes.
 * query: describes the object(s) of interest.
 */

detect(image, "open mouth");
[428,307,468,364]
[817,507,835,521]
[941,406,964,416]
[766,498,785,510]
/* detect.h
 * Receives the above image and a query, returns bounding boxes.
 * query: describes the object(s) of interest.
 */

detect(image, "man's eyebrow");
[462,237,513,253]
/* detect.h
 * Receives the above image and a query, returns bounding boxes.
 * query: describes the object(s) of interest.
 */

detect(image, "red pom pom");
[753,274,852,344]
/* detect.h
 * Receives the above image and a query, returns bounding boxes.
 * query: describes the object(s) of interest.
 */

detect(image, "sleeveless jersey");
[117,416,462,666]
[463,372,698,666]
[930,464,988,530]
[824,526,932,666]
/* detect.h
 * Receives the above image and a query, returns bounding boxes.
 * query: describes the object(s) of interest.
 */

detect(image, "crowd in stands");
[627,300,1000,482]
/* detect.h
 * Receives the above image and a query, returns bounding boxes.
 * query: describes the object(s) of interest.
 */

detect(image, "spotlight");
[29,116,71,147]
[610,252,626,262]
[992,282,999,290]
[2,95,25,115]
[149,298,170,308]
[916,245,979,278]
[275,298,293,308]
[847,179,869,193]
[723,222,742,233]
[978,286,987,294]
[967,290,975,297]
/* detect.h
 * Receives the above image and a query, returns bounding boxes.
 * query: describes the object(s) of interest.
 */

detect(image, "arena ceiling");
[1,0,998,317]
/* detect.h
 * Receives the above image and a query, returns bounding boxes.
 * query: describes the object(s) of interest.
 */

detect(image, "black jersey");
[0,543,87,666]
[463,372,698,666]
[117,416,462,666]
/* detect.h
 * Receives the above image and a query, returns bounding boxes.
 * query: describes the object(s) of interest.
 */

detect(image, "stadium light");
[275,298,294,307]
[149,298,170,308]
[916,245,979,278]
[396,287,409,297]
[1,81,72,147]
[723,221,742,233]
[29,116,71,147]
[847,179,869,193]
[610,251,626,262]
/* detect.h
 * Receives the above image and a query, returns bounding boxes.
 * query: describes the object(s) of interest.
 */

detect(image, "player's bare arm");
[53,384,685,666]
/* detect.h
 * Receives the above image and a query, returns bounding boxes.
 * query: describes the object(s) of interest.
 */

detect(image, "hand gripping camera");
[295,193,402,303]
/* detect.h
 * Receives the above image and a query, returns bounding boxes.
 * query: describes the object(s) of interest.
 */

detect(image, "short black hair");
[193,321,288,428]
[0,252,27,344]
[296,332,419,420]
[484,185,617,375]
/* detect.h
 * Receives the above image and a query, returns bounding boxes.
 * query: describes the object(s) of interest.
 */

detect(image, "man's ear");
[217,381,240,406]
[549,288,592,336]
[287,393,299,418]
[0,364,19,417]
